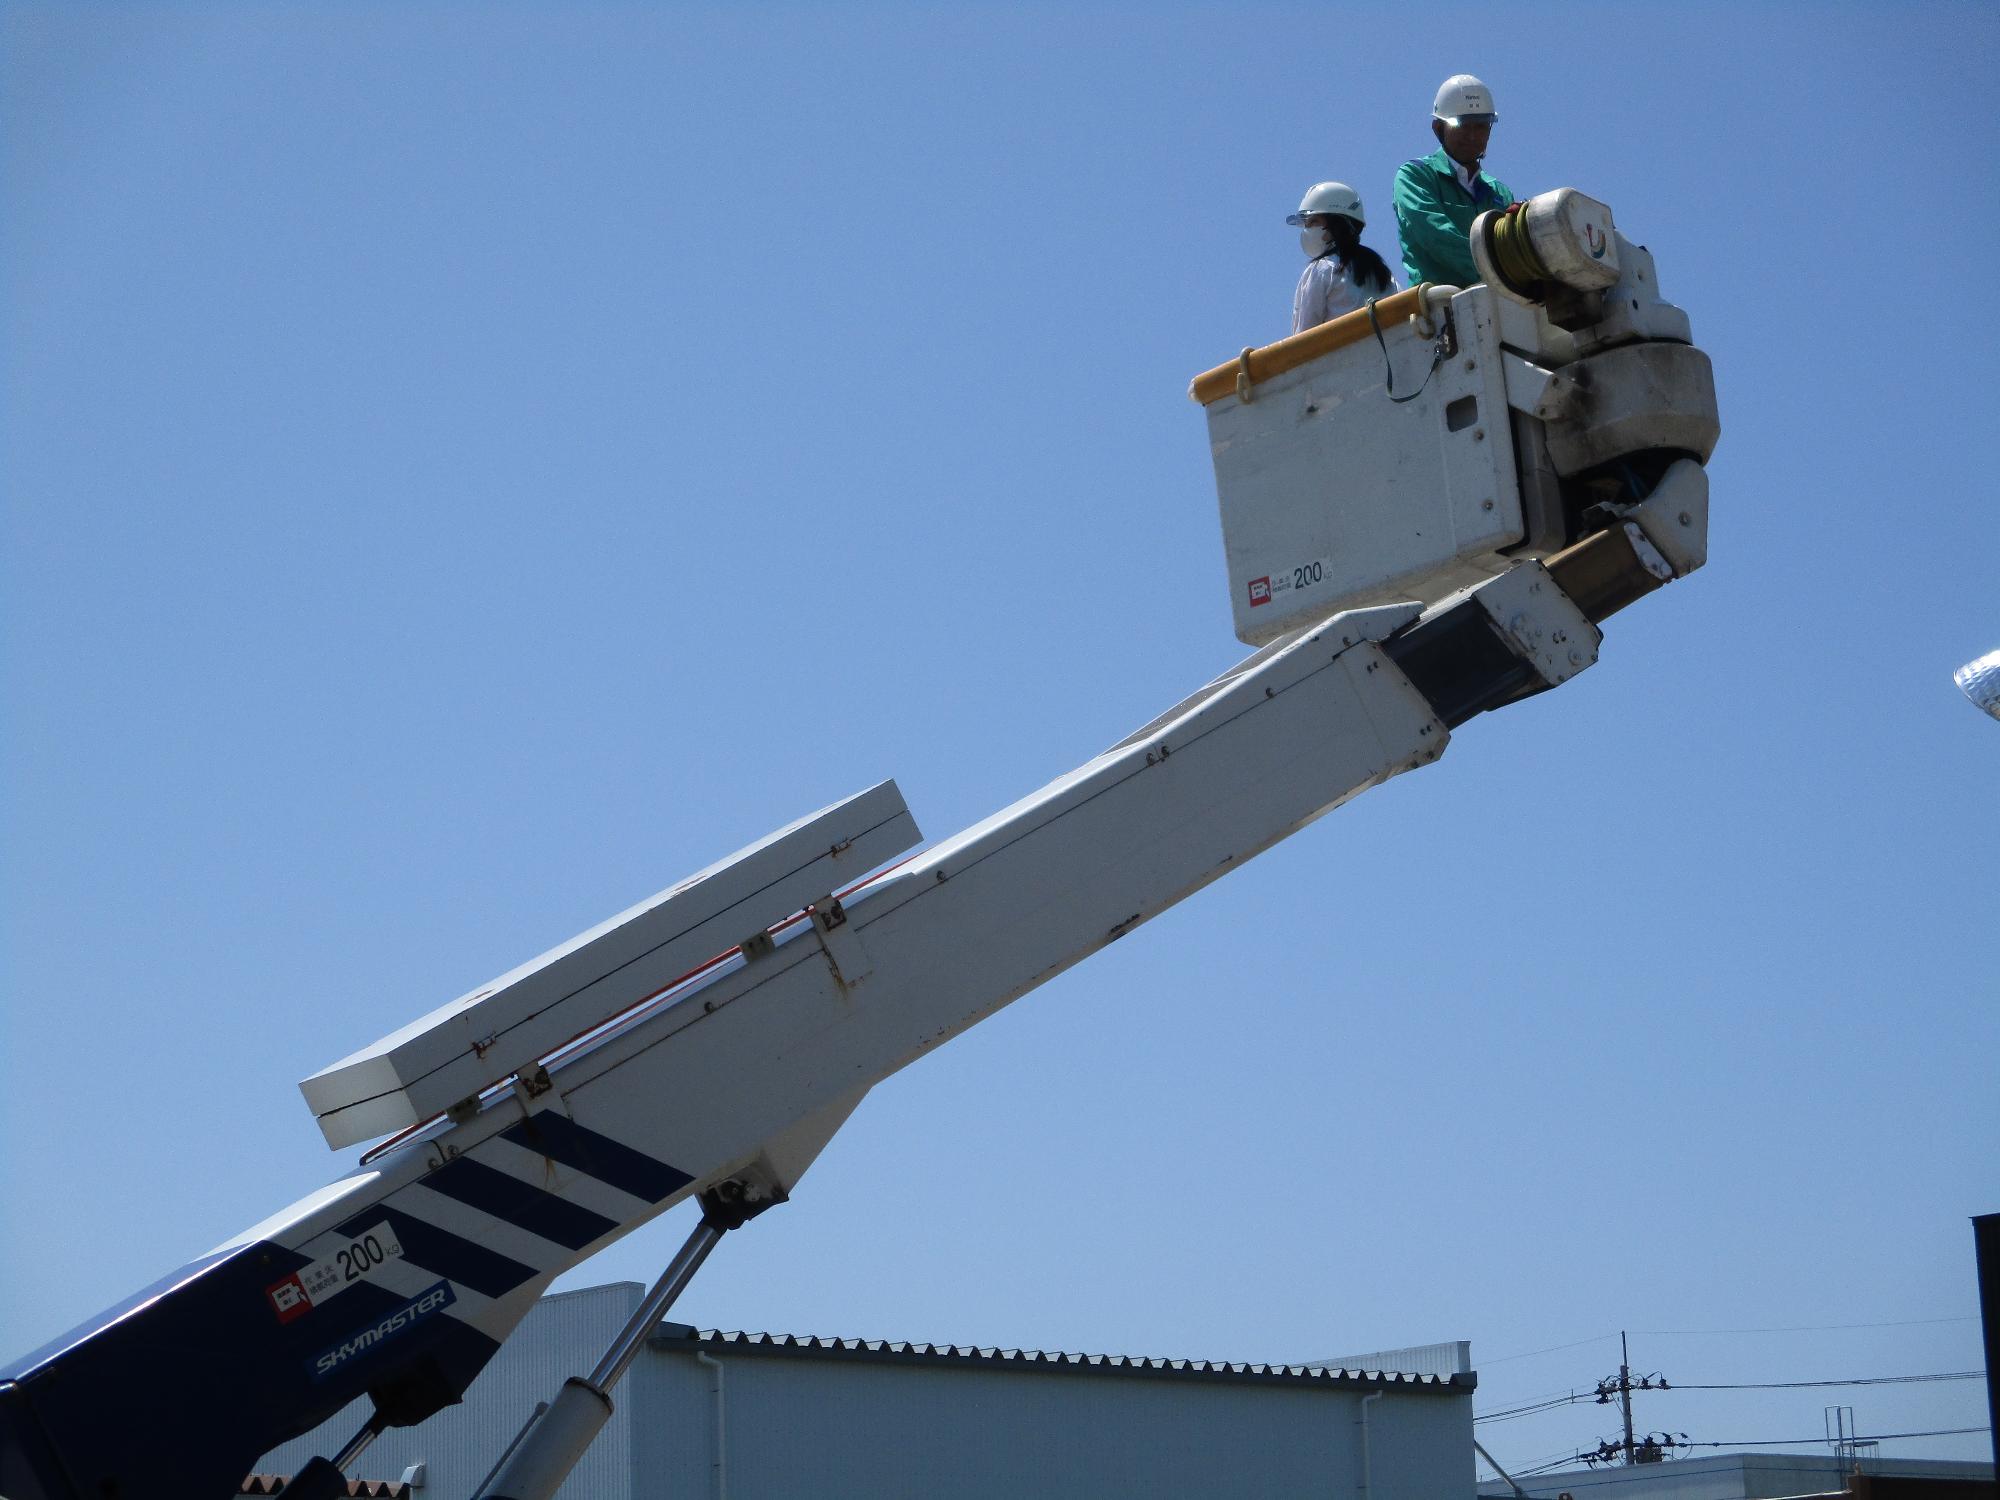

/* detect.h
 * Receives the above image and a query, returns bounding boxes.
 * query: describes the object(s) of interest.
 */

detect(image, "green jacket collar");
[1422,147,1496,200]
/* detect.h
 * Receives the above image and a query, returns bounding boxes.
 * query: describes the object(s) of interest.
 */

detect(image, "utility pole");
[1620,1331,1637,1464]
[1587,1333,1681,1467]
[1974,1214,2000,1480]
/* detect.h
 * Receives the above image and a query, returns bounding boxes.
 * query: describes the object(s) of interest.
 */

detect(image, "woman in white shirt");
[1287,181,1398,335]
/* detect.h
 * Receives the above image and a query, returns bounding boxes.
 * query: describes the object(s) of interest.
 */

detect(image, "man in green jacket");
[1394,73,1514,287]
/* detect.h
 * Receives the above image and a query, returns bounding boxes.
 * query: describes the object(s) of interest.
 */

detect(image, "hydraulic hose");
[1484,204,1553,296]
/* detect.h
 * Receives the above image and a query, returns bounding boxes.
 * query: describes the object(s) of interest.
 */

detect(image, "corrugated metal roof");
[648,1323,1475,1394]
[1311,1339,1473,1377]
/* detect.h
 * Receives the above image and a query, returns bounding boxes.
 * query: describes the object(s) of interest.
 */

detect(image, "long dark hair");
[1329,219,1394,293]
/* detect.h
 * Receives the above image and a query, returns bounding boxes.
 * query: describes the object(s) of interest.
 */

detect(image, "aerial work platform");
[0,188,1721,1500]
[1192,190,1717,647]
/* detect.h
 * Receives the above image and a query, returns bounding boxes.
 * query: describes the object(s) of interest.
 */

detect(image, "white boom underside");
[222,554,1618,1374]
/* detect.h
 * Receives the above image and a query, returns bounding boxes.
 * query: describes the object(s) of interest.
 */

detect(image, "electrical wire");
[1484,1383,1584,1408]
[1476,1369,1977,1423]
[1511,1451,1599,1478]
[1476,1394,1587,1424]
[1631,1316,1978,1336]
[1506,1445,1593,1475]
[1674,1371,1983,1391]
[1482,1334,1619,1365]
[1682,1427,1990,1447]
[1483,1317,1977,1368]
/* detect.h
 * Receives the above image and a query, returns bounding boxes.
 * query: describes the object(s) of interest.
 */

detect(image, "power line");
[1480,1392,1584,1416]
[1483,1334,1619,1365]
[1504,1464,1584,1488]
[1476,1394,1587,1424]
[1681,1427,1990,1447]
[1507,1446,1601,1478]
[1476,1365,1981,1422]
[1476,1324,1990,1472]
[1674,1371,1984,1391]
[1485,1316,1977,1363]
[1631,1316,1979,1336]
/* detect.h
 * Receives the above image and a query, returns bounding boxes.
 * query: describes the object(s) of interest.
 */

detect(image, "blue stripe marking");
[500,1113,693,1204]
[425,1156,619,1252]
[336,1205,539,1301]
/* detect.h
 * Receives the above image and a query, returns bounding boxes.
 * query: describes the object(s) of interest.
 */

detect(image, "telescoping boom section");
[0,187,1718,1500]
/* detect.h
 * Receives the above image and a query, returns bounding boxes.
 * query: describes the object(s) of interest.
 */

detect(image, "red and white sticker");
[266,1221,405,1323]
[1247,556,1331,609]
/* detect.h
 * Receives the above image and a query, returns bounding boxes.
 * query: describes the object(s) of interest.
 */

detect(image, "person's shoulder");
[1395,151,1447,187]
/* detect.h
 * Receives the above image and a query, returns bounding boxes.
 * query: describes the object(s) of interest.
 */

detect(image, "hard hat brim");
[1436,112,1498,126]
[1285,209,1365,227]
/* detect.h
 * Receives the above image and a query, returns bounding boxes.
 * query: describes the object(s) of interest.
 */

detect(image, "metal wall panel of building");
[253,1282,1477,1499]
[1313,1340,1474,1378]
[635,1337,1475,1500]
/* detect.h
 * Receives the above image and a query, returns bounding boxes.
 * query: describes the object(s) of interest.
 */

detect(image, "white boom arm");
[0,188,1718,1500]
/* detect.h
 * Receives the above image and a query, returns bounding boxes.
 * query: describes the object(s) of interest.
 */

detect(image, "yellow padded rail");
[1188,286,1427,407]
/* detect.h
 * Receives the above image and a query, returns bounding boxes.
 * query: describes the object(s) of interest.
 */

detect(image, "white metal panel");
[639,1334,1475,1500]
[1627,457,1710,578]
[1538,341,1720,476]
[543,619,1450,1241]
[1563,236,1694,355]
[1208,285,1525,646]
[1311,1340,1472,1377]
[1462,561,1601,688]
[231,596,1459,1400]
[1519,187,1620,290]
[301,780,921,1148]
[1500,349,1559,418]
[1495,294,1575,364]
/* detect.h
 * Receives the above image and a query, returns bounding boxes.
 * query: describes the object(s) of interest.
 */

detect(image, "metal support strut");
[276,1414,386,1499]
[476,1219,723,1500]
[477,1182,778,1500]
[283,1209,735,1500]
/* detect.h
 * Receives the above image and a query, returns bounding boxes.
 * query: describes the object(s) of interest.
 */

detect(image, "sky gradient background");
[4,1,1996,1483]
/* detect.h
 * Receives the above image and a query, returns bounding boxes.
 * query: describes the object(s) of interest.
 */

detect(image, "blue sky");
[3,1,1995,1480]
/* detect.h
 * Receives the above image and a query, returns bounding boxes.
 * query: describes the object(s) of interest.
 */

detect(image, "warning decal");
[266,1221,406,1323]
[1247,556,1331,609]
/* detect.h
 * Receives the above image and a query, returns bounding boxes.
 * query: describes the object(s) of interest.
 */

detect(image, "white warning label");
[1246,556,1332,608]
[266,1221,406,1323]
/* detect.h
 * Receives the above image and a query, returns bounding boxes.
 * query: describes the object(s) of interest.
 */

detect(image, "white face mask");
[1299,226,1333,259]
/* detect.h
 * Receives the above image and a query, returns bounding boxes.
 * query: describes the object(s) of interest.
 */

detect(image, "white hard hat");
[1285,181,1365,228]
[1433,73,1498,124]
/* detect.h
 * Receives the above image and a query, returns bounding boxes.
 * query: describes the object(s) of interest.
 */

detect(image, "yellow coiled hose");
[1486,206,1552,295]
